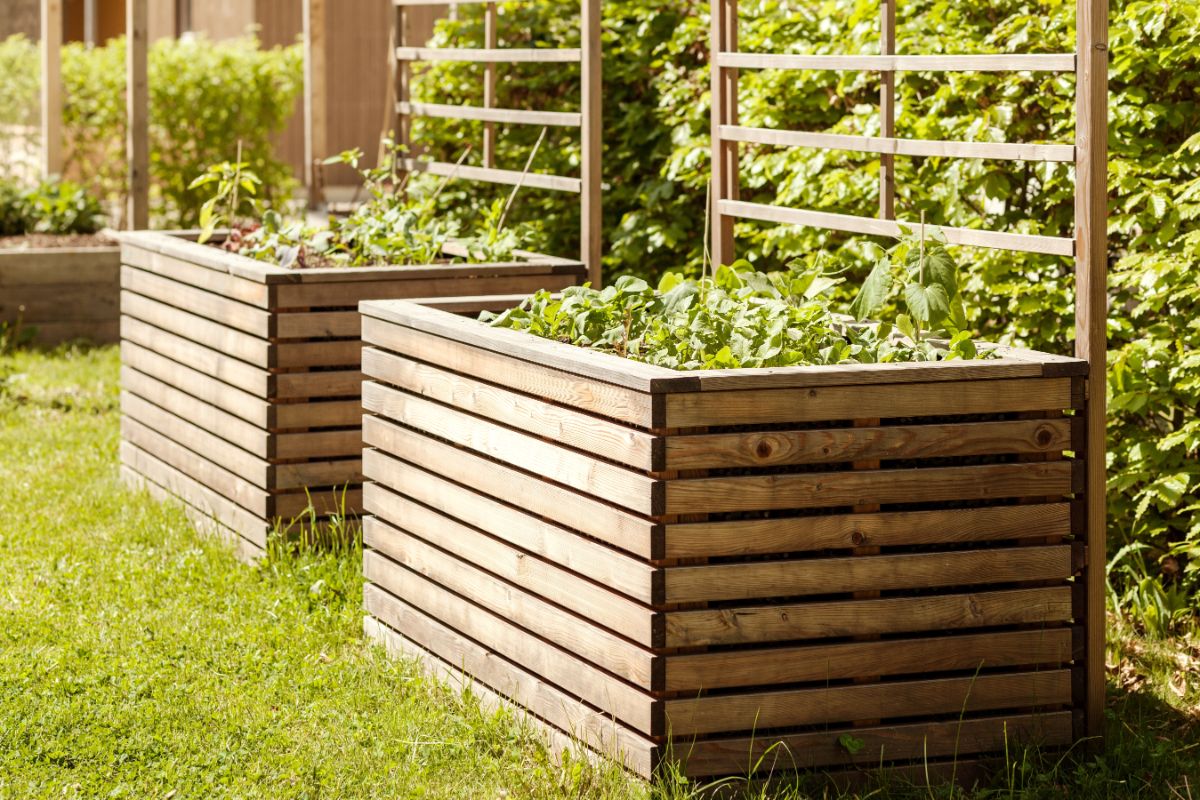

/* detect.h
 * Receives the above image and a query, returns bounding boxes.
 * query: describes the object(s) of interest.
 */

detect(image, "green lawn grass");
[0,344,1196,799]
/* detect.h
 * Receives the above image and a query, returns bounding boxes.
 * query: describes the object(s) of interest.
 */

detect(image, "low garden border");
[0,244,121,344]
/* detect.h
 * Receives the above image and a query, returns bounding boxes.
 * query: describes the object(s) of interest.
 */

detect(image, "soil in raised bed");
[0,232,118,250]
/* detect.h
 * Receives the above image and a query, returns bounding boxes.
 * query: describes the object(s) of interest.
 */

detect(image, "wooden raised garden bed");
[0,240,121,344]
[118,230,585,560]
[359,299,1098,780]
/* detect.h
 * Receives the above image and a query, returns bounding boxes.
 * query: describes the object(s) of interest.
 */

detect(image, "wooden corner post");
[710,0,738,270]
[304,0,328,208]
[127,0,150,230]
[581,0,603,285]
[1075,0,1109,745]
[41,0,63,178]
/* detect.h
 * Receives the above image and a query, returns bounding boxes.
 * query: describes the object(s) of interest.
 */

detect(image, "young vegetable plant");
[189,154,262,245]
[849,220,980,360]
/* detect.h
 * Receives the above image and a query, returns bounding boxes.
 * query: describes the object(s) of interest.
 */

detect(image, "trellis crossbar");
[710,0,1109,746]
[392,0,603,285]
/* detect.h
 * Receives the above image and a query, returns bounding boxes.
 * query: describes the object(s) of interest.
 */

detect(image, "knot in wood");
[1035,426,1054,448]
[755,440,773,459]
[807,389,818,399]
[851,530,867,546]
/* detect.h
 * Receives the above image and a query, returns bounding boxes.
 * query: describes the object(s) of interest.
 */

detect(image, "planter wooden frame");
[0,244,121,344]
[360,300,1092,779]
[118,230,585,560]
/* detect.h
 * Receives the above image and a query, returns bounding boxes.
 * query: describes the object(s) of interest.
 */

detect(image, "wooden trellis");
[391,0,603,286]
[710,0,1109,742]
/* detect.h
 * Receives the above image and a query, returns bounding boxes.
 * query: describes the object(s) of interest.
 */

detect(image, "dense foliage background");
[0,34,301,228]
[411,0,1200,630]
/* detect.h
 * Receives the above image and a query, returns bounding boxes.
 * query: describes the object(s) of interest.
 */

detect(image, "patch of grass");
[0,344,1195,799]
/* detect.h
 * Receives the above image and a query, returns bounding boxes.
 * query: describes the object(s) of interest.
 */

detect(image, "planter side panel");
[118,236,583,559]
[360,304,1092,780]
[0,248,121,344]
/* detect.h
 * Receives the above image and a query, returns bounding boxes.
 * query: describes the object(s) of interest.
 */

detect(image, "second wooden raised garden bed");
[0,241,121,344]
[118,230,585,560]
[359,299,1096,779]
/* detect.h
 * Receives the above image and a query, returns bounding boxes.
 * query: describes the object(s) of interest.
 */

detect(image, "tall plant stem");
[497,126,548,233]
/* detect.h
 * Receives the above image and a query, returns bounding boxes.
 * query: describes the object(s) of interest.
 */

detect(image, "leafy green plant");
[0,177,105,236]
[0,180,33,236]
[189,156,263,244]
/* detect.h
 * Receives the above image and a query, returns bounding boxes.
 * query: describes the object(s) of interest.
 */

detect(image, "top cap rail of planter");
[392,0,603,285]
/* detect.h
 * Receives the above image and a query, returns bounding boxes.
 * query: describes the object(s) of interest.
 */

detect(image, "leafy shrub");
[0,181,32,236]
[0,177,105,236]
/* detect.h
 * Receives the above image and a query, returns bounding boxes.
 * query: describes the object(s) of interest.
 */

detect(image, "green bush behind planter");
[0,34,301,228]
[411,0,1200,627]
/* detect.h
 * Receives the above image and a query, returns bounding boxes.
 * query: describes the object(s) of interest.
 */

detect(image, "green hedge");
[411,0,1200,629]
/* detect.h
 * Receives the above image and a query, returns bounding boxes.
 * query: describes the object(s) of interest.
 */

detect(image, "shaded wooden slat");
[665,418,1071,470]
[364,350,660,469]
[715,52,1076,72]
[397,100,581,127]
[121,341,270,428]
[272,487,362,521]
[275,310,360,339]
[273,398,363,431]
[121,293,270,368]
[121,314,270,397]
[665,461,1074,514]
[362,427,656,558]
[398,158,581,193]
[0,282,118,321]
[274,370,363,401]
[722,125,1075,162]
[665,586,1074,647]
[395,46,582,63]
[664,377,1077,427]
[664,503,1072,559]
[274,459,363,491]
[273,340,363,370]
[274,429,362,461]
[720,199,1075,257]
[122,265,272,337]
[665,544,1073,603]
[666,628,1075,691]
[0,248,118,284]
[365,489,656,644]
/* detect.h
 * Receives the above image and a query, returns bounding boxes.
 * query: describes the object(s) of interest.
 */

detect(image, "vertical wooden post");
[127,0,150,230]
[580,0,602,286]
[40,0,63,178]
[1075,0,1109,745]
[393,5,411,179]
[304,0,328,208]
[482,2,498,168]
[710,0,738,271]
[879,0,896,220]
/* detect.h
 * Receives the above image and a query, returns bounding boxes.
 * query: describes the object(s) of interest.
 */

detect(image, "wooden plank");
[273,340,363,370]
[710,0,739,269]
[303,0,328,203]
[121,366,269,458]
[880,0,896,220]
[25,320,119,345]
[666,461,1074,514]
[272,487,362,521]
[365,491,656,644]
[363,351,660,470]
[360,319,660,427]
[664,544,1073,604]
[399,158,582,193]
[395,46,582,63]
[126,0,150,230]
[666,670,1071,737]
[362,465,657,604]
[665,586,1074,647]
[362,546,657,724]
[120,294,271,368]
[273,459,362,491]
[1076,0,1109,743]
[665,418,1071,470]
[680,712,1074,776]
[274,272,579,309]
[121,315,271,398]
[720,199,1076,257]
[482,1,497,167]
[581,0,603,284]
[122,265,272,337]
[666,628,1075,691]
[686,357,1054,389]
[397,100,581,128]
[275,429,362,461]
[362,426,656,558]
[0,249,119,284]
[121,416,271,518]
[664,377,1077,427]
[0,282,118,321]
[121,246,271,308]
[41,0,63,177]
[122,391,270,489]
[121,341,271,428]
[363,595,659,777]
[362,383,658,514]
[715,52,1076,72]
[275,310,360,339]
[664,503,1072,559]
[273,398,362,431]
[273,370,363,401]
[722,125,1075,162]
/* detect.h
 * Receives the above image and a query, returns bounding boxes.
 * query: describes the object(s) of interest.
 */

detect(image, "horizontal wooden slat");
[664,376,1077,427]
[665,544,1073,603]
[274,429,362,461]
[0,247,118,284]
[722,124,1075,162]
[367,544,667,719]
[121,341,270,428]
[665,586,1074,647]
[122,246,270,307]
[272,487,362,521]
[363,593,658,776]
[365,492,655,643]
[275,310,360,339]
[363,382,658,514]
[666,670,1071,736]
[721,199,1075,256]
[122,265,272,337]
[274,459,363,491]
[364,349,659,470]
[681,711,1074,777]
[23,319,119,345]
[0,282,118,321]
[273,272,579,309]
[664,503,1072,559]
[685,356,1073,388]
[399,158,581,193]
[397,100,581,127]
[273,398,363,431]
[121,314,270,397]
[395,46,582,63]
[716,52,1076,72]
[363,464,657,604]
[273,340,362,370]
[665,418,1071,470]
[666,628,1075,691]
[121,293,270,368]
[273,370,363,401]
[665,461,1074,514]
